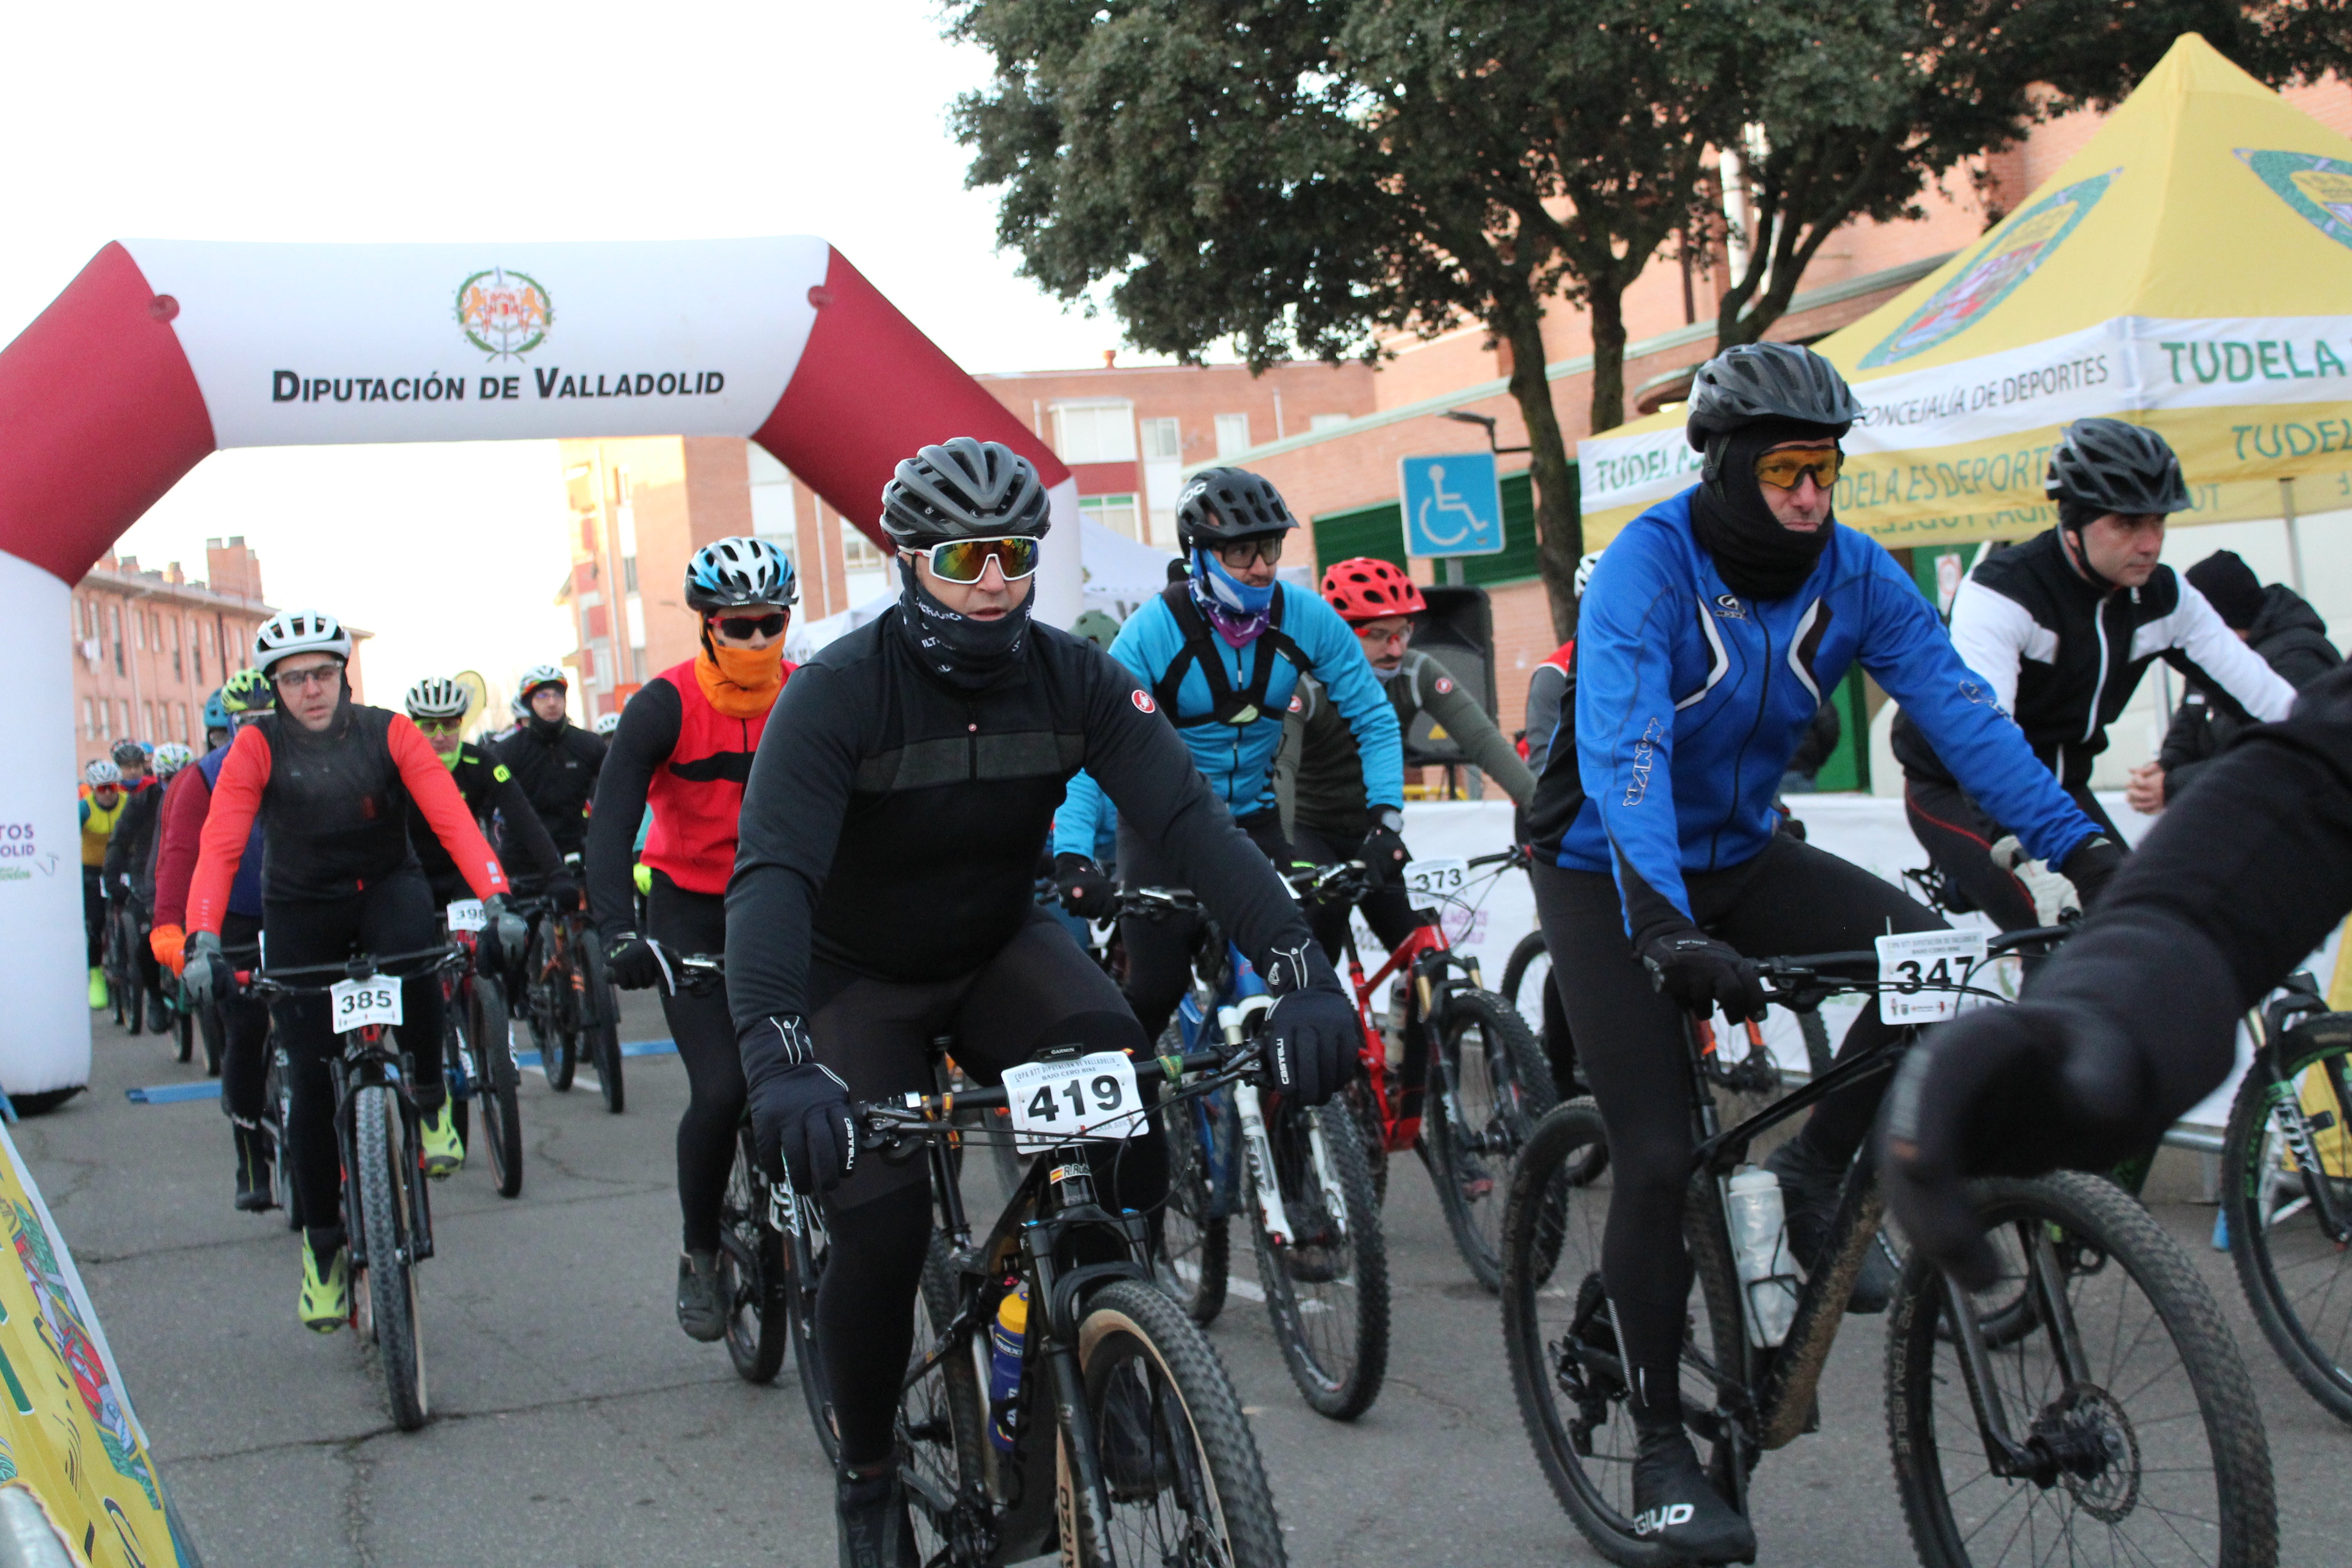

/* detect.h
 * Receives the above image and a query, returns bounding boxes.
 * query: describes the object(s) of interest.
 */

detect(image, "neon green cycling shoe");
[87,967,108,1010]
[420,1101,464,1179]
[299,1239,349,1333]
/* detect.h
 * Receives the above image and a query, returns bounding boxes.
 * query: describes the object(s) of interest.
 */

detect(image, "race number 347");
[1000,1051,1145,1151]
[329,975,403,1032]
[1874,930,1987,1024]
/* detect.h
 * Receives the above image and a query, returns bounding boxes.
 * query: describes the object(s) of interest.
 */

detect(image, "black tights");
[809,911,1160,1468]
[1904,773,2119,931]
[1531,835,1942,1412]
[1289,821,1431,963]
[648,875,743,1254]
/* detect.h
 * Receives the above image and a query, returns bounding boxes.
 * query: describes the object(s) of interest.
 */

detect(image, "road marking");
[129,1039,682,1104]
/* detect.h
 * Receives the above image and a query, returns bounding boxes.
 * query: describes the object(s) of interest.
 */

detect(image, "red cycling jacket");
[638,655,793,897]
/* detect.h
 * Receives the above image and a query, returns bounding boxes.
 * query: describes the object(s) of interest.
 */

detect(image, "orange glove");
[150,923,186,976]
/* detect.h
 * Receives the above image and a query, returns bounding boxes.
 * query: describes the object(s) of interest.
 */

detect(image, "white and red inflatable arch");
[0,238,1077,1097]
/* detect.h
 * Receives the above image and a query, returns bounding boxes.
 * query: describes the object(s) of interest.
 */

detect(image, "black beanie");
[1690,417,1846,601]
[2186,549,2264,629]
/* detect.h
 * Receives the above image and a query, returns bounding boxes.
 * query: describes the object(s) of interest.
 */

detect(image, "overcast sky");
[5,0,1161,710]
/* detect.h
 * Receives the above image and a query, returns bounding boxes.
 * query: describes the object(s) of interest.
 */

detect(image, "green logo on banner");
[2237,148,2352,250]
[1860,170,2117,368]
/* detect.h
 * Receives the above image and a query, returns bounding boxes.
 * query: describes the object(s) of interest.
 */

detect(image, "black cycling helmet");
[879,437,1051,546]
[1685,342,1864,451]
[1173,467,1297,550]
[2044,418,2189,518]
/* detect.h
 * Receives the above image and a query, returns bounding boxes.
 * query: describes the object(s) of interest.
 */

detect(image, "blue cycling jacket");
[1055,582,1402,856]
[1572,490,2102,932]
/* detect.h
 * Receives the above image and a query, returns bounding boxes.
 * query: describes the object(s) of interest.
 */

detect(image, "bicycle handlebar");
[857,1044,1254,1142]
[1748,922,2076,1006]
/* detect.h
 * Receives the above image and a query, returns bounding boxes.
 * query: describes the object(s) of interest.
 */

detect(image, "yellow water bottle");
[987,1281,1029,1452]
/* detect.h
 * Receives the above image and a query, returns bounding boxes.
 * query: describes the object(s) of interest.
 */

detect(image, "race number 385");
[1874,930,1987,1024]
[1000,1051,1145,1151]
[329,975,403,1031]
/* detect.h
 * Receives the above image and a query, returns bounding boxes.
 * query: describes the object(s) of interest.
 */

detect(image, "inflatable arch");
[0,237,1079,1098]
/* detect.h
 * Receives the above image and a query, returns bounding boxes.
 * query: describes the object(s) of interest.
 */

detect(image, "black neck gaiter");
[1690,418,1843,602]
[527,711,567,743]
[892,559,1034,692]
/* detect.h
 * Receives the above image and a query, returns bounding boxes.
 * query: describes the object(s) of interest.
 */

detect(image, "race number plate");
[1001,1051,1146,1152]
[444,899,487,933]
[1874,930,1987,1024]
[1401,857,1469,900]
[329,975,404,1031]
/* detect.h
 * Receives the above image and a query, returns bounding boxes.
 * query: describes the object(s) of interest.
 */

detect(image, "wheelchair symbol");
[1416,464,1496,548]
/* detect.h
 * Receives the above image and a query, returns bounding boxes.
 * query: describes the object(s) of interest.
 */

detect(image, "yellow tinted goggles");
[1753,447,1844,492]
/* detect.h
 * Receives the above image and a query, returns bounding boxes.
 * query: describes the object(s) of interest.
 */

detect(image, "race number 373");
[1874,930,1988,1024]
[1000,1051,1145,1151]
[329,975,403,1032]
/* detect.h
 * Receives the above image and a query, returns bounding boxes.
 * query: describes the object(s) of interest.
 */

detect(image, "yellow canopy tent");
[1578,33,2352,550]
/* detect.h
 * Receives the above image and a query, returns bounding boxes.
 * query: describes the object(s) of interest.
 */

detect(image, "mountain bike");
[215,942,294,1220]
[862,1035,1287,1566]
[1132,885,1388,1421]
[251,944,463,1432]
[1502,925,2276,1568]
[516,874,625,1112]
[1288,852,1556,1291]
[672,954,836,1453]
[2218,970,2352,1424]
[437,899,523,1198]
[103,894,145,1036]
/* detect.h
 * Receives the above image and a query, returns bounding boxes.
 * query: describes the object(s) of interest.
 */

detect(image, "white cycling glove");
[1989,835,2082,926]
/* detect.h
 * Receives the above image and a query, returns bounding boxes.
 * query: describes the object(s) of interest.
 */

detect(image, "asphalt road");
[20,997,2352,1568]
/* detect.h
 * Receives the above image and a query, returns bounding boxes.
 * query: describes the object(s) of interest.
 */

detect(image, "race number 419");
[1000,1051,1145,1152]
[329,975,403,1032]
[1874,930,1987,1024]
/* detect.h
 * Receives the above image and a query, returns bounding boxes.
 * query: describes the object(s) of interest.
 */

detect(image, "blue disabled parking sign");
[1399,452,1504,557]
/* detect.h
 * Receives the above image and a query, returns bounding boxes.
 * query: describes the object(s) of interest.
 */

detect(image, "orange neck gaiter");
[696,644,785,719]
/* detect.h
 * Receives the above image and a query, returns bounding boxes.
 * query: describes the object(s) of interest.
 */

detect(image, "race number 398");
[329,975,403,1032]
[1874,930,1987,1024]
[1000,1051,1145,1151]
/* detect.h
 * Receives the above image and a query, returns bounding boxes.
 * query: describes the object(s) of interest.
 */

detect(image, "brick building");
[68,536,368,773]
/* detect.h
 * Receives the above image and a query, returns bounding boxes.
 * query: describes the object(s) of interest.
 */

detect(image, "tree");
[951,0,1746,638]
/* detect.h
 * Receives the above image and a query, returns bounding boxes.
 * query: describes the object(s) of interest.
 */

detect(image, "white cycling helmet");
[593,713,622,737]
[152,742,195,779]
[84,759,121,788]
[1573,550,1605,599]
[405,676,471,722]
[252,610,353,674]
[516,663,568,702]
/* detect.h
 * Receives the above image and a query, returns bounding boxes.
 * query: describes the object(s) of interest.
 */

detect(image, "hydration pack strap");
[1152,583,1307,727]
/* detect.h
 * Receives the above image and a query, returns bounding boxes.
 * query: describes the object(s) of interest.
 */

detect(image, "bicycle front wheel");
[1067,1279,1287,1568]
[2223,1019,2352,1423]
[902,1237,986,1563]
[1250,1098,1388,1420]
[1153,1029,1230,1326]
[354,1084,429,1431]
[1886,1171,2274,1568]
[580,937,625,1114]
[1425,987,1557,1292]
[469,974,523,1199]
[529,926,576,1092]
[716,1122,791,1387]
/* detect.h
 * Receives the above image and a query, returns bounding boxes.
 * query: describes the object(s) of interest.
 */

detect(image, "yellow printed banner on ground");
[1578,34,2352,550]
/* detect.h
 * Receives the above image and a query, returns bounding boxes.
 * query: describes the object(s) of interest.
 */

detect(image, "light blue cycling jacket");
[1055,582,1402,856]
[1573,490,2101,928]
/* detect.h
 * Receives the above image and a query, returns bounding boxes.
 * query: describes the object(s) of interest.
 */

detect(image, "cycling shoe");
[676,1250,726,1343]
[835,1466,918,1568]
[1630,1426,1754,1563]
[1766,1131,1897,1314]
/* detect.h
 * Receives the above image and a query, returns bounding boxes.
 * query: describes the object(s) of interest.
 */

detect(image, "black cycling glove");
[1054,853,1117,921]
[1261,986,1361,1106]
[740,1015,858,1192]
[1639,925,1768,1022]
[1359,808,1411,886]
[605,931,670,991]
[545,871,579,911]
[2059,835,2125,911]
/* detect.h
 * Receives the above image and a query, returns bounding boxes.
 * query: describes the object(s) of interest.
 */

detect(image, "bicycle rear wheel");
[266,1045,300,1229]
[1426,988,1557,1292]
[2222,1019,2352,1423]
[469,974,523,1198]
[1250,1097,1388,1420]
[1065,1279,1286,1568]
[108,908,139,1034]
[354,1084,429,1431]
[1152,1029,1230,1326]
[580,938,625,1114]
[901,1237,986,1563]
[1886,1171,2274,1568]
[1500,1098,1745,1567]
[529,926,576,1092]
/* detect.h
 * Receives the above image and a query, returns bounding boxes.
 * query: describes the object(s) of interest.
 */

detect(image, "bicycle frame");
[2240,979,2351,1245]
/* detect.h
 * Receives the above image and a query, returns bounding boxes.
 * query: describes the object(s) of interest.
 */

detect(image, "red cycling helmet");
[1320,557,1428,623]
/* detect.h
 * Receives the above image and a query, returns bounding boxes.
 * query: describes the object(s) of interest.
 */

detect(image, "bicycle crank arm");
[1233,1083,1294,1246]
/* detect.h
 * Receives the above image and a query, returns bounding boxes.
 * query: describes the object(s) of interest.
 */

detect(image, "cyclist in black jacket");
[1888,659,2352,1287]
[725,438,1359,1568]
[402,678,567,905]
[494,664,606,868]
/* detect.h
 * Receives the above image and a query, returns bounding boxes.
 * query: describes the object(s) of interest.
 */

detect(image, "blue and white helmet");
[686,537,797,613]
[84,760,120,788]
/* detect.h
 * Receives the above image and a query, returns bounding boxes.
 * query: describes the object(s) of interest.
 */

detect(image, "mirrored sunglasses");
[926,536,1042,584]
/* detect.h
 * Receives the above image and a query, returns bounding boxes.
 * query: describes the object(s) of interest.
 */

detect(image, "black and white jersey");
[1894,529,2294,791]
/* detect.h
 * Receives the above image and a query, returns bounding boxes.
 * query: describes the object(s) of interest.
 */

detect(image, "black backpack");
[1151,582,1312,728]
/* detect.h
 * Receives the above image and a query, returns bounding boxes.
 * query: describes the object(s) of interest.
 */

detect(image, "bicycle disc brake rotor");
[2031,1383,2140,1522]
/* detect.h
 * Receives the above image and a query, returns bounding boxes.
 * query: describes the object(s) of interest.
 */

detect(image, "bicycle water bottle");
[987,1280,1030,1452]
[1725,1166,1800,1348]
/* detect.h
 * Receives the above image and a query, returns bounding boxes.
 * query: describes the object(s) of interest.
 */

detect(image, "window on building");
[189,617,203,681]
[1053,402,1139,464]
[80,698,93,739]
[841,522,886,573]
[141,701,154,741]
[1214,414,1252,456]
[176,702,190,742]
[748,443,800,565]
[1140,417,1181,461]
[1308,413,1351,432]
[1080,494,1143,542]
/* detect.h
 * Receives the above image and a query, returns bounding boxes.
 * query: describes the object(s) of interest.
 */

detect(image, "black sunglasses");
[712,612,789,640]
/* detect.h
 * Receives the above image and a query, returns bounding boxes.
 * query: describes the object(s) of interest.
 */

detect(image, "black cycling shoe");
[675,1250,725,1342]
[836,1467,919,1568]
[232,1123,277,1213]
[1630,1426,1755,1564]
[1766,1132,1897,1314]
[146,991,172,1034]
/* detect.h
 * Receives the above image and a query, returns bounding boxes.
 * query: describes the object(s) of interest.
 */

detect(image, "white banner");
[0,559,94,1095]
[122,236,832,447]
